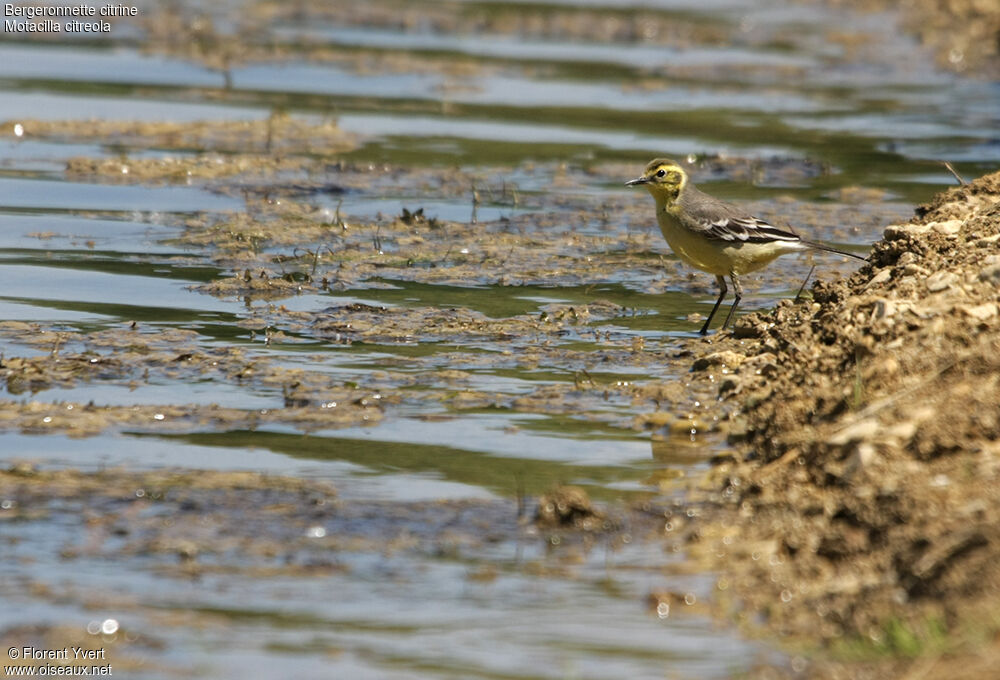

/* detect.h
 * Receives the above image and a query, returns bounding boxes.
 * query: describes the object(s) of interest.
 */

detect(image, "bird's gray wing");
[678,185,802,244]
[701,216,802,244]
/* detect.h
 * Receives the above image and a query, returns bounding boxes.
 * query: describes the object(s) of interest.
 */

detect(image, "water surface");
[1,0,996,677]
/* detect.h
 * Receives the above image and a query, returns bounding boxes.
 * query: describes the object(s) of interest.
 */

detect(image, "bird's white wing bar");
[702,216,801,243]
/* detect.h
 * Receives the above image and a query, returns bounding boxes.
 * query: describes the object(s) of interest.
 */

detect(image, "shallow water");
[1,0,997,677]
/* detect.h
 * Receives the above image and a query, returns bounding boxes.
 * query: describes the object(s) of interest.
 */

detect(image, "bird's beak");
[625,176,649,186]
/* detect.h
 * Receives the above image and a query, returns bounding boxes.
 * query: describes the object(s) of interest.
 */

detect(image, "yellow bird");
[627,158,866,334]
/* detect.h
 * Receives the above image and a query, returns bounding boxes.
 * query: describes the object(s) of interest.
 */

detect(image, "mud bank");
[677,171,1000,675]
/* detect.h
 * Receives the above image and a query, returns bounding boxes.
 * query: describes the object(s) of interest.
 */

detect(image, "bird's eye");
[656,169,666,177]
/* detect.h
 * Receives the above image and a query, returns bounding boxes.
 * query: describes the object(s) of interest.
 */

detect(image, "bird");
[626,158,867,335]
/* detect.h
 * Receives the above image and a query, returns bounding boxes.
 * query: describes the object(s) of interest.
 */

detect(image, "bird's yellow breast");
[656,207,788,277]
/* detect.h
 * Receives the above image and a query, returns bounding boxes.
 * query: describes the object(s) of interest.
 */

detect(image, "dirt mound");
[685,170,1000,673]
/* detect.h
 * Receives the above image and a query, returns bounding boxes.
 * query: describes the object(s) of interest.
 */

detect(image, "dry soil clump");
[679,170,1000,676]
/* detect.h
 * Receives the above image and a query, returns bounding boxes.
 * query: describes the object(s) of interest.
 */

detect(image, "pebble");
[883,223,931,240]
[870,298,894,320]
[926,271,957,292]
[827,418,880,446]
[930,219,963,235]
[901,263,928,277]
[692,350,745,371]
[876,356,900,377]
[959,303,998,321]
[979,263,1000,284]
[864,269,892,290]
[718,377,741,397]
[884,421,917,443]
[848,442,877,470]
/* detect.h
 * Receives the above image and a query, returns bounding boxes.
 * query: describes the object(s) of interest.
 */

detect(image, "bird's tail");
[802,240,868,261]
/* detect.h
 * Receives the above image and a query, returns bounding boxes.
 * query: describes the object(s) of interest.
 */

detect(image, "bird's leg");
[700,275,728,335]
[720,275,743,331]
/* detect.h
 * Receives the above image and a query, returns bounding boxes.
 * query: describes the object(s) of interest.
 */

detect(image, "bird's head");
[625,159,688,203]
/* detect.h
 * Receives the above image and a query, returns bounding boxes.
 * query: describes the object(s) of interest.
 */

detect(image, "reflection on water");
[0,0,996,677]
